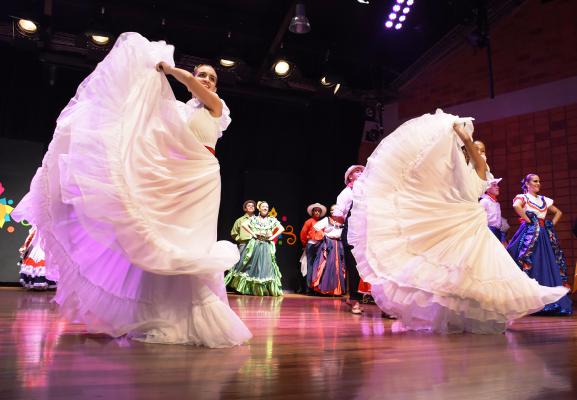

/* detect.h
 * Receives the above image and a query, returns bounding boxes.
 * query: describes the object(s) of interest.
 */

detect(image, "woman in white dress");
[347,110,568,334]
[11,33,251,347]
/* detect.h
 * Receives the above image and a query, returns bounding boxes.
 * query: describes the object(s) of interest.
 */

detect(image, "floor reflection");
[1,290,576,399]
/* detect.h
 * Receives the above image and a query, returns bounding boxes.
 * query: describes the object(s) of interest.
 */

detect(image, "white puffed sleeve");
[218,99,232,134]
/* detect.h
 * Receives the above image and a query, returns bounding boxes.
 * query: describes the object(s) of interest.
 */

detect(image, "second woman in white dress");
[347,110,568,334]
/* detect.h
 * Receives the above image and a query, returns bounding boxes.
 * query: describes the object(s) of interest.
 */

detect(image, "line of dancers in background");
[226,161,572,318]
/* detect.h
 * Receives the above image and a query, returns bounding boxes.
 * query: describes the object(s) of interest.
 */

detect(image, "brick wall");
[475,104,577,288]
[397,0,577,119]
[360,0,577,288]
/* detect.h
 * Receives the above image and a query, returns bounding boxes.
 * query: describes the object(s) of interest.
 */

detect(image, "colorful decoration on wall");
[0,198,15,230]
[269,207,297,247]
[0,181,30,233]
[279,225,297,246]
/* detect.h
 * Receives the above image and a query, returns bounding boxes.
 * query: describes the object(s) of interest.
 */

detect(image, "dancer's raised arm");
[156,62,223,118]
[453,122,487,180]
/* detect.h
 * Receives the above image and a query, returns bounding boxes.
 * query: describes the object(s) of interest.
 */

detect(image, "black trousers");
[342,219,362,301]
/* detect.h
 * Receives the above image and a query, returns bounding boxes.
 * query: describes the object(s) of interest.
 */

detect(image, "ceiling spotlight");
[85,7,114,47]
[17,19,38,34]
[333,83,341,95]
[357,0,370,3]
[90,35,110,45]
[385,0,414,31]
[273,59,291,77]
[320,76,333,86]
[219,59,236,68]
[289,3,311,34]
[218,32,240,69]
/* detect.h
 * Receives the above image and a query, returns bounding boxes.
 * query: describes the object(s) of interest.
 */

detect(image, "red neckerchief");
[485,193,498,202]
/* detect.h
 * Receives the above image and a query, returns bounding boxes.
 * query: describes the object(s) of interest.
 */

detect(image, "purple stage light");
[384,0,414,31]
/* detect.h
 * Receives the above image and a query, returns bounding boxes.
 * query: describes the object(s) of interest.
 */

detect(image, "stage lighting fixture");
[357,0,370,4]
[90,35,110,45]
[320,76,333,86]
[17,19,38,34]
[385,0,414,30]
[85,7,114,47]
[333,83,341,95]
[320,49,342,91]
[218,32,241,69]
[273,59,291,77]
[289,3,311,34]
[219,59,236,68]
[320,75,341,91]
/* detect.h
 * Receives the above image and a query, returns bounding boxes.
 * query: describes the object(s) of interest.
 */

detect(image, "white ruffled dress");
[12,32,252,347]
[348,110,568,333]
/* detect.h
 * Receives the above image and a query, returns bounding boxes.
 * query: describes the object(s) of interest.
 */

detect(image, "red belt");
[205,146,215,155]
[519,217,544,227]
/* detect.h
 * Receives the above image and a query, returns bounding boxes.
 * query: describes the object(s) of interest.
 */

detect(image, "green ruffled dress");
[225,215,283,296]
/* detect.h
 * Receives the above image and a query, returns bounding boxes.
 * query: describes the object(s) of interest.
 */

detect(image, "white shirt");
[313,217,343,239]
[333,186,353,220]
[479,194,502,228]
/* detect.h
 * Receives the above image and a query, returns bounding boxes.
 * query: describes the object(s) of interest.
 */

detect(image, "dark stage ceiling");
[2,0,516,102]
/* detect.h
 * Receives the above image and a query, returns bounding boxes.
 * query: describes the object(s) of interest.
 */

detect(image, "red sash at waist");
[519,217,544,227]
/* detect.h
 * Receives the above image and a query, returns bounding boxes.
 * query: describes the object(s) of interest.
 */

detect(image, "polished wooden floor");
[1,288,577,400]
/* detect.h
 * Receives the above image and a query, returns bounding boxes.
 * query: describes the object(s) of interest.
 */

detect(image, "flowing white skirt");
[12,32,252,347]
[348,110,569,333]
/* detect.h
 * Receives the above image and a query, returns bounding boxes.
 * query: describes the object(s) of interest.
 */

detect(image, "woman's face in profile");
[527,175,541,193]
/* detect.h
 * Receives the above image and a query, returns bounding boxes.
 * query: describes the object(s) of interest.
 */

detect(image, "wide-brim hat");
[344,165,365,184]
[307,203,327,217]
[488,177,502,185]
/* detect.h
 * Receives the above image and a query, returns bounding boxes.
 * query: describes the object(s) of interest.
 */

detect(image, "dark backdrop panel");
[0,139,44,283]
[216,95,364,291]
